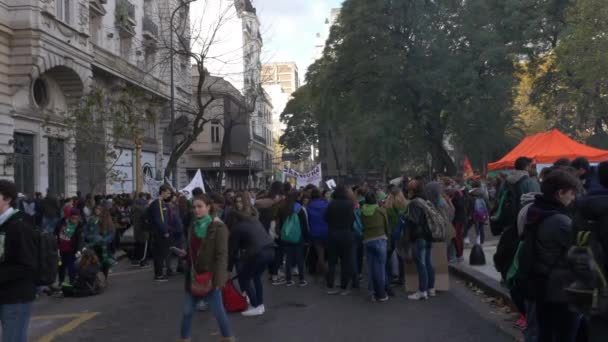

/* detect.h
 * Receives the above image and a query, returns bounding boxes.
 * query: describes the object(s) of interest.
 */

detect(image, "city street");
[28,259,518,342]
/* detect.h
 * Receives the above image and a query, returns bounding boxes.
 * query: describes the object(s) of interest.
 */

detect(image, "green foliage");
[531,0,608,139]
[293,0,538,175]
[279,85,318,159]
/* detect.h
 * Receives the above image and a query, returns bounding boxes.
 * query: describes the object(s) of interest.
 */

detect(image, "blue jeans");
[476,222,485,244]
[365,239,387,299]
[413,239,435,292]
[59,252,77,284]
[238,247,274,307]
[180,289,231,339]
[525,301,539,342]
[0,302,32,342]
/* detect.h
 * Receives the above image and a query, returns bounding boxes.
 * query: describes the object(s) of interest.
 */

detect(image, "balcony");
[115,0,136,38]
[89,0,107,17]
[142,16,159,42]
[253,133,266,145]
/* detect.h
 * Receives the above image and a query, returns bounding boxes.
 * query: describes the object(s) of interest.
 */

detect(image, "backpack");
[506,214,559,301]
[413,198,448,242]
[473,198,489,223]
[33,227,59,286]
[564,225,608,316]
[280,213,302,244]
[491,177,526,235]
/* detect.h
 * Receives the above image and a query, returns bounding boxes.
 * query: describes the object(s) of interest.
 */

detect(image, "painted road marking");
[33,312,99,342]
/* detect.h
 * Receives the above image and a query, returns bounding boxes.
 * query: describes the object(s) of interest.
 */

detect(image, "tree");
[159,0,262,181]
[49,86,153,194]
[300,0,534,175]
[531,0,608,140]
[279,85,318,161]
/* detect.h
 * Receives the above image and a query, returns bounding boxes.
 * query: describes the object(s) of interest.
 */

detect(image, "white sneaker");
[408,291,429,300]
[242,305,265,317]
[475,236,481,245]
[428,288,437,297]
[464,237,471,246]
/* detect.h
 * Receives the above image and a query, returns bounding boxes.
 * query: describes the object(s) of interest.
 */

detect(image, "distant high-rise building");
[261,62,300,96]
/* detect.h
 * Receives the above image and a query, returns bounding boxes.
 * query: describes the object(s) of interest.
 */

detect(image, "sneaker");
[298,280,308,287]
[154,275,169,282]
[61,282,72,287]
[327,288,341,295]
[139,261,151,268]
[464,237,471,246]
[340,290,351,296]
[408,291,429,300]
[377,295,390,302]
[130,260,140,267]
[292,267,299,276]
[197,301,208,311]
[285,280,296,287]
[272,278,286,286]
[428,288,437,297]
[242,305,265,317]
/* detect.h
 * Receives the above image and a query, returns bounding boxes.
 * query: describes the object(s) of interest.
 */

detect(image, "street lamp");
[169,0,194,187]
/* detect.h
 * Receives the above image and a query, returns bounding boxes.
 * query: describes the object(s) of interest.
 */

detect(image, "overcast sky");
[254,0,343,81]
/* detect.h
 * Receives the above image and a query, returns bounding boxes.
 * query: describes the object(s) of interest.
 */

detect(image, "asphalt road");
[26,260,519,342]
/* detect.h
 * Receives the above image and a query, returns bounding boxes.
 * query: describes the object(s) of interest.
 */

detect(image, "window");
[144,119,156,139]
[211,124,220,143]
[48,138,65,196]
[33,78,49,108]
[14,133,34,196]
[56,0,71,23]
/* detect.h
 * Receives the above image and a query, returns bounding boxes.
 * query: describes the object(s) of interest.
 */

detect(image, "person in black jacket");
[527,168,580,342]
[150,185,173,282]
[55,207,85,286]
[574,161,608,342]
[324,185,355,295]
[227,196,274,317]
[0,180,37,342]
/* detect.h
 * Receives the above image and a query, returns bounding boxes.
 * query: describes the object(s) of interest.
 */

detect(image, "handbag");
[222,279,248,312]
[189,235,214,297]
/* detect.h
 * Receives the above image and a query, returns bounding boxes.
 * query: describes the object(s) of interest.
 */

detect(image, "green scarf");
[362,204,378,217]
[193,215,212,238]
[65,222,77,238]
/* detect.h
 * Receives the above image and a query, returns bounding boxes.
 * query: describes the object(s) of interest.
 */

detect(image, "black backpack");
[565,219,608,316]
[33,227,59,286]
[491,177,526,235]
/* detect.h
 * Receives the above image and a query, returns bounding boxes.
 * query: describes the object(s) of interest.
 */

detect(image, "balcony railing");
[115,0,136,37]
[142,16,159,40]
[253,133,266,144]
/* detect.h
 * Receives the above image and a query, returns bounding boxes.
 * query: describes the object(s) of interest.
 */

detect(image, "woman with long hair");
[226,192,275,317]
[277,190,309,287]
[86,205,115,279]
[179,195,233,342]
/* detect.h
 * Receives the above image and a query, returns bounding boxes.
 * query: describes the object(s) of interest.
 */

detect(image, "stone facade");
[0,0,191,196]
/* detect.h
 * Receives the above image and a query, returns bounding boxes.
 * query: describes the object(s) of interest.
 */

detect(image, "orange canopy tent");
[488,129,608,171]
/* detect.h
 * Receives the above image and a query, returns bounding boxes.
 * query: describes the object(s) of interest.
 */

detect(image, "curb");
[448,263,516,310]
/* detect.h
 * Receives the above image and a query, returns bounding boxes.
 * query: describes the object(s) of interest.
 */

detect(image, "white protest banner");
[179,169,205,198]
[283,163,323,188]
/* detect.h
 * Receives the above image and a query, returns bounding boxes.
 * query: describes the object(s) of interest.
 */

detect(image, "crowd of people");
[1,154,608,341]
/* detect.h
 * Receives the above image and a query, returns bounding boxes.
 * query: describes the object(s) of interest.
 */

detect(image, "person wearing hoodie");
[278,191,309,287]
[55,207,85,286]
[574,161,608,342]
[306,188,329,278]
[361,191,390,302]
[324,185,355,295]
[226,192,275,317]
[0,180,37,342]
[525,168,580,342]
[469,180,489,245]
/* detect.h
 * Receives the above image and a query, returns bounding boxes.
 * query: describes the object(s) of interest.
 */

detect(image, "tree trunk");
[327,127,342,183]
[217,125,232,191]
